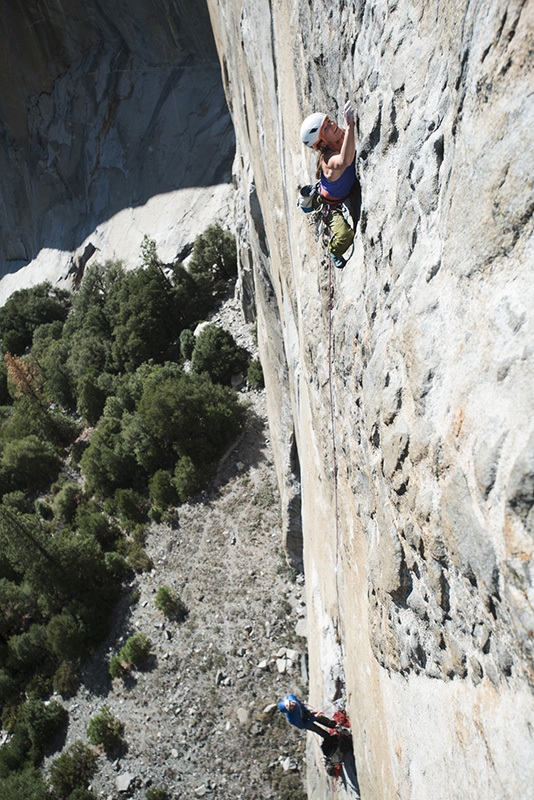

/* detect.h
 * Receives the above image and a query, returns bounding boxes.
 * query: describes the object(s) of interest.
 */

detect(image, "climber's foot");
[330,253,346,269]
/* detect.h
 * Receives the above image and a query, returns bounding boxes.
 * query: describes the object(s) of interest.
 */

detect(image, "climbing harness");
[297,183,355,261]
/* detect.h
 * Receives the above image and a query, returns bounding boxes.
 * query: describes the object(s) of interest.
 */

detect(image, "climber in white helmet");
[300,101,357,269]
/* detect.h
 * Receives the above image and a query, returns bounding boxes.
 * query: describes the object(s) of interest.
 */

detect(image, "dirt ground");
[46,297,310,799]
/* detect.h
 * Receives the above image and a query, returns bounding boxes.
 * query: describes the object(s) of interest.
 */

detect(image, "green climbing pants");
[324,207,354,258]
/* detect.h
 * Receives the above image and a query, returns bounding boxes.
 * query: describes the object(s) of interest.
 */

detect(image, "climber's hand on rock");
[343,100,355,126]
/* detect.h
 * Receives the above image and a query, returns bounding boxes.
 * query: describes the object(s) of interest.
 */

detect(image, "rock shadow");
[211,406,270,492]
[340,748,361,797]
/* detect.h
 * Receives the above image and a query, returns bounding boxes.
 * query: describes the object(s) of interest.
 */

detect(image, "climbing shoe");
[330,253,346,269]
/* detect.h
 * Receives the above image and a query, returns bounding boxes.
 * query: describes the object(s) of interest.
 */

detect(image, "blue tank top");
[320,157,356,202]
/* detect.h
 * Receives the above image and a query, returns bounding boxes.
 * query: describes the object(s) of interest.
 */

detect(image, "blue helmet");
[278,700,286,712]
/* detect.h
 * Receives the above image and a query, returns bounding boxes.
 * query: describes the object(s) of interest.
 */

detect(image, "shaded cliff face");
[207,0,534,798]
[0,0,234,271]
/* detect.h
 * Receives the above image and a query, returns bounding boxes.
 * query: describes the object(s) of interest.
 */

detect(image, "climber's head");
[300,112,327,149]
[300,112,343,150]
[281,696,295,712]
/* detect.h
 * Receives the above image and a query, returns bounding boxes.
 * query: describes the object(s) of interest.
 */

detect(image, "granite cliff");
[0,0,235,298]
[206,0,534,797]
[1,0,534,798]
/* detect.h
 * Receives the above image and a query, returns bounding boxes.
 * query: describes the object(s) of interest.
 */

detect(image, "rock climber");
[278,693,353,778]
[277,693,337,739]
[300,101,357,269]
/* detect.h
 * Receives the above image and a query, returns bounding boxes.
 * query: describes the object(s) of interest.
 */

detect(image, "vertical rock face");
[207,0,534,797]
[0,0,234,269]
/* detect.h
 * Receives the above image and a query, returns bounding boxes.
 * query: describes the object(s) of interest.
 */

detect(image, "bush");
[52,661,80,698]
[87,706,124,752]
[47,612,86,660]
[179,328,195,361]
[190,324,249,385]
[114,488,148,529]
[1,435,61,493]
[155,586,187,621]
[120,633,151,667]
[0,669,17,705]
[53,482,81,525]
[108,655,127,680]
[149,470,177,510]
[68,789,97,800]
[7,625,48,674]
[25,698,67,744]
[0,766,50,800]
[104,551,129,581]
[173,455,205,503]
[187,224,238,304]
[247,358,264,389]
[49,740,98,799]
[125,545,153,574]
[146,788,171,800]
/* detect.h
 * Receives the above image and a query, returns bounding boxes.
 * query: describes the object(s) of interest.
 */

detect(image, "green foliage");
[173,455,205,503]
[247,358,265,389]
[0,699,67,776]
[52,661,80,698]
[113,488,149,530]
[68,789,97,800]
[138,370,245,467]
[119,632,151,667]
[187,224,237,304]
[0,668,17,705]
[53,482,81,526]
[146,787,171,800]
[104,551,129,581]
[179,328,195,361]
[46,612,86,661]
[190,324,249,385]
[87,705,124,752]
[1,435,60,493]
[7,625,48,674]
[149,470,177,510]
[0,283,69,356]
[0,766,50,800]
[155,585,187,621]
[49,740,98,800]
[108,655,126,680]
[0,229,247,759]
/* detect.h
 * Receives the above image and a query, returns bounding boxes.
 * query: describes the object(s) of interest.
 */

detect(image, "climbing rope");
[326,257,346,669]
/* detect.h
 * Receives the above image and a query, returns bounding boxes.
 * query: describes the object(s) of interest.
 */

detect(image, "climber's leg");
[326,208,354,258]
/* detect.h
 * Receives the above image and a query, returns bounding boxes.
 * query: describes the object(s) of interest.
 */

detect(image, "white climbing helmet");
[300,112,327,149]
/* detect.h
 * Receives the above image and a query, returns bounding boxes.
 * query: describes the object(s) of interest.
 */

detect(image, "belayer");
[300,100,357,269]
[278,694,353,777]
[278,693,337,738]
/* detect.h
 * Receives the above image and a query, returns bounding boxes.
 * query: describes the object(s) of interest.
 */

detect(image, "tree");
[0,283,69,357]
[149,470,177,509]
[87,706,124,752]
[179,328,195,360]
[1,435,61,493]
[190,324,249,386]
[49,740,98,799]
[187,224,237,304]
[0,767,50,800]
[155,586,188,621]
[247,358,265,389]
[46,612,86,661]
[53,482,81,526]
[110,263,180,373]
[120,632,152,667]
[137,371,245,467]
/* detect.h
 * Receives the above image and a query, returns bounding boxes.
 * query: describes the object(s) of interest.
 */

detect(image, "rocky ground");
[44,294,311,799]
